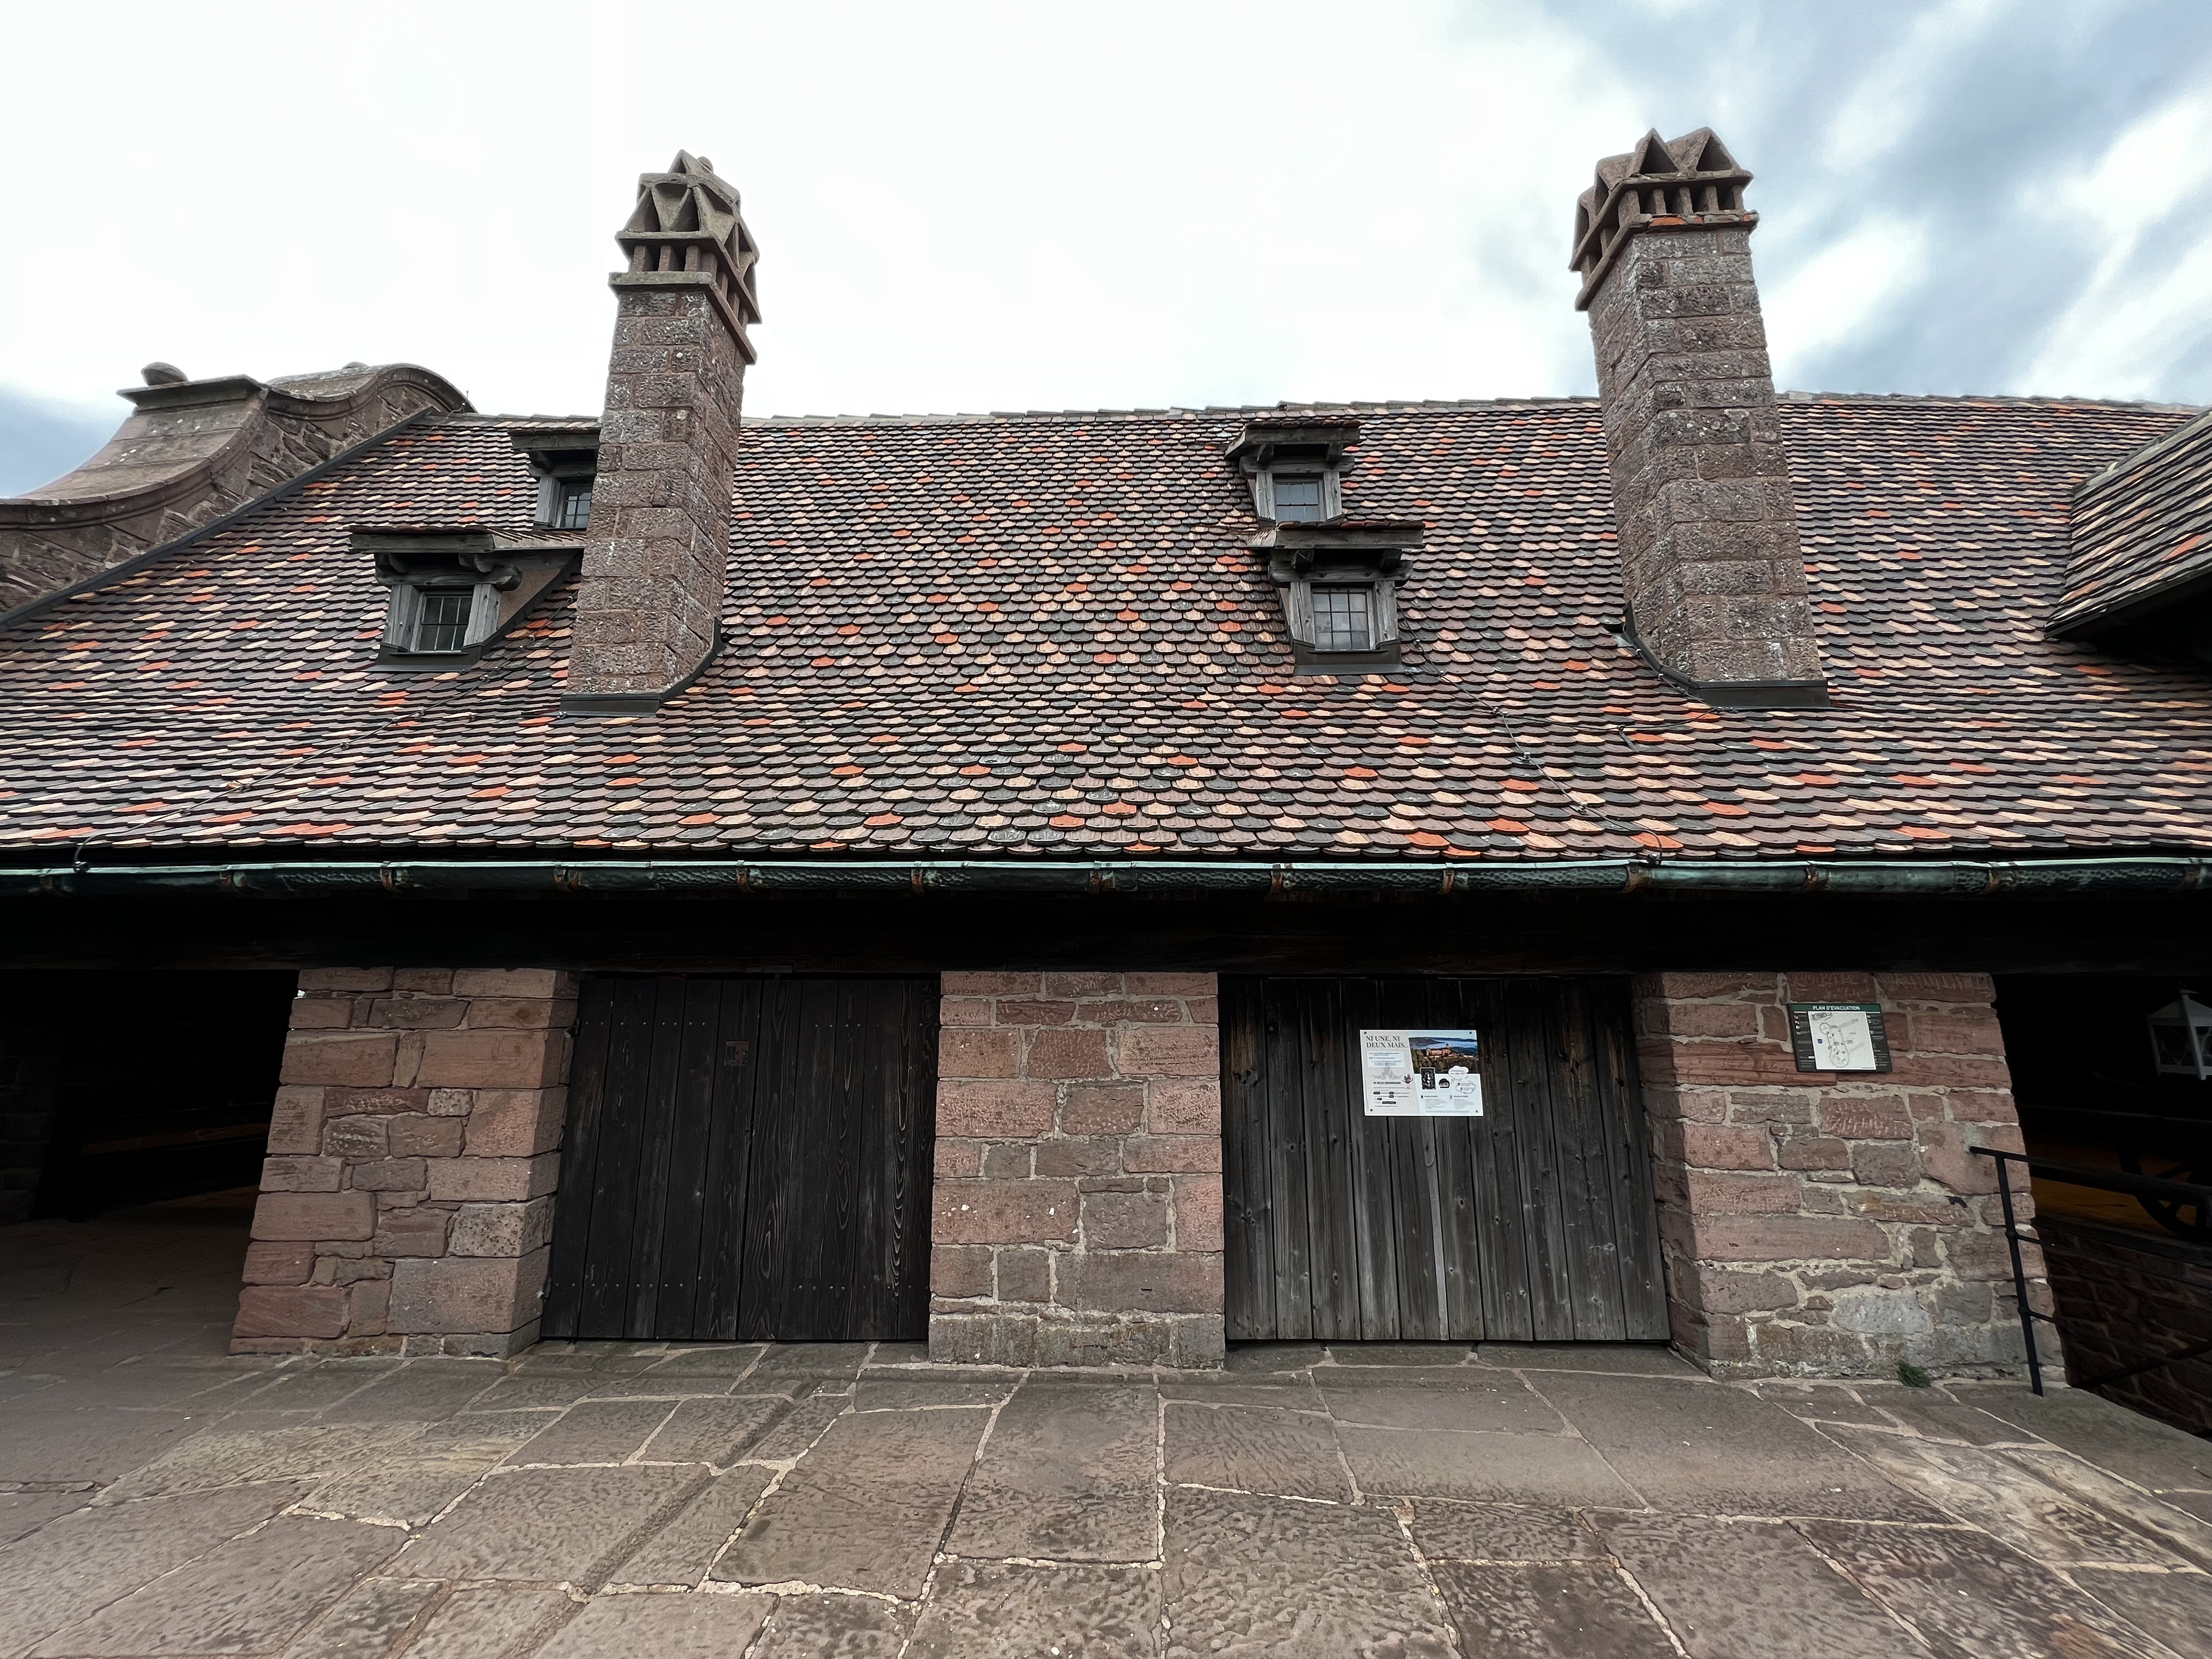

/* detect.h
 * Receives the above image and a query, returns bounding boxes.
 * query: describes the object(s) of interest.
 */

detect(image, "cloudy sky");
[4,0,2210,495]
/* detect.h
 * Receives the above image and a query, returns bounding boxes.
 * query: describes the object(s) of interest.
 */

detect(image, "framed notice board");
[1788,1003,1892,1073]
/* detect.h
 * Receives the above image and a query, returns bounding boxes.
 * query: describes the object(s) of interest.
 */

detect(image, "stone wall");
[2040,1213,2212,1439]
[929,972,1224,1367]
[1636,970,2047,1379]
[233,968,577,1357]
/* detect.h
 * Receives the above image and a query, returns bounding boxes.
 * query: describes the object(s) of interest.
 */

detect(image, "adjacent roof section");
[2053,405,2212,637]
[0,396,2207,867]
[0,362,469,615]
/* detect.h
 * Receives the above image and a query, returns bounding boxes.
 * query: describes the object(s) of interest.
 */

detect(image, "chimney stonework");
[563,153,760,714]
[1573,129,1829,708]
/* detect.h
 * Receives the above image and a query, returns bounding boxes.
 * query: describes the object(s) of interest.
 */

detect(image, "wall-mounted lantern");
[2148,989,2212,1079]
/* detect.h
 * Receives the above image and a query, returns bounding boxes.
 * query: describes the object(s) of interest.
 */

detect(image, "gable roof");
[2053,405,2212,636]
[0,394,2208,869]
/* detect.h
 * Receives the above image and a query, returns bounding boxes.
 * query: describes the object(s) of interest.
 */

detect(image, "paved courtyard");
[6,1199,2212,1657]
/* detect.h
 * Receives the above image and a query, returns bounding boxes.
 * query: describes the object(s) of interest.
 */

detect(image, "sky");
[3,0,2211,496]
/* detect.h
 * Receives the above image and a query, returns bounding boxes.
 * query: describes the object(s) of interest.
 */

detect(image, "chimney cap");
[613,150,761,349]
[1569,127,1755,308]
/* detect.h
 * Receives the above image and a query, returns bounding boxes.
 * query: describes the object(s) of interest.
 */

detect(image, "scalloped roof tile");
[1,395,2208,864]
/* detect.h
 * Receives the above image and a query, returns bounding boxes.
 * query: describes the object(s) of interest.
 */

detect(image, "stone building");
[1,135,2207,1387]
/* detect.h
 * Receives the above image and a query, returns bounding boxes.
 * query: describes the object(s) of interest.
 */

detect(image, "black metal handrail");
[1973,1146,2212,1396]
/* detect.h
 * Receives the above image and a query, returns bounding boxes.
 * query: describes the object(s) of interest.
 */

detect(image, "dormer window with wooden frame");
[1251,518,1423,674]
[1225,416,1359,524]
[365,530,585,670]
[511,429,600,533]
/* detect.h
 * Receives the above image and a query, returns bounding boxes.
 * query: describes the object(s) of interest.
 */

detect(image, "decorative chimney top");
[614,152,761,362]
[1570,128,1754,310]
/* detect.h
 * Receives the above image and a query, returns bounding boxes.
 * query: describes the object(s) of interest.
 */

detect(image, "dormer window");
[550,478,593,531]
[1250,519,1424,674]
[363,530,585,670]
[1312,586,1373,651]
[1224,416,1360,524]
[1272,474,1327,523]
[406,587,491,654]
[511,428,600,531]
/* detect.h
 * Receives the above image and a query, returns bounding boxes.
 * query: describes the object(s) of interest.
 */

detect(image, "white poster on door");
[1360,1029,1484,1116]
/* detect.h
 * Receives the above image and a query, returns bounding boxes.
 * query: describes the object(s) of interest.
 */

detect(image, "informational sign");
[1788,1003,1892,1073]
[1360,1029,1484,1116]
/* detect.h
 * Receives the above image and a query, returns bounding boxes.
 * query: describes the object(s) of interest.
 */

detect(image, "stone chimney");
[562,152,760,715]
[1572,129,1828,708]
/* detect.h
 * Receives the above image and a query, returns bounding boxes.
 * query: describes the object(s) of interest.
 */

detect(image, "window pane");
[554,481,593,530]
[415,589,473,653]
[1273,474,1324,521]
[1312,586,1371,651]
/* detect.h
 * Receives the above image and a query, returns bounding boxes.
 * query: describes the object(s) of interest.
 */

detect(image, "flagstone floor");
[6,1198,2212,1658]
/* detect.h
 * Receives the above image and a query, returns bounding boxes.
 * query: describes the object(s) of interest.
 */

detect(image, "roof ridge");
[1776,390,2207,413]
[435,392,2210,434]
[733,396,1605,428]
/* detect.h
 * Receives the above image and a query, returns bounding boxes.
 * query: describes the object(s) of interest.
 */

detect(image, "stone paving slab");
[1796,1521,2184,1658]
[1161,1485,1455,1657]
[535,1591,773,1659]
[394,1465,706,1587]
[1595,1513,1926,1657]
[1430,1559,1677,1658]
[400,1587,572,1659]
[906,1560,1162,1658]
[1406,1499,1601,1562]
[10,1208,2212,1659]
[1338,1424,1641,1506]
[29,1516,403,1658]
[1531,1371,1954,1520]
[0,1483,312,1655]
[608,1466,775,1586]
[286,1579,443,1659]
[714,1406,989,1596]
[945,1381,1157,1562]
[1161,1401,1349,1501]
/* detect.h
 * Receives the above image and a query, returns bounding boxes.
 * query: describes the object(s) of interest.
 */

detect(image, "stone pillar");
[929,972,1224,1367]
[232,968,577,1357]
[1636,970,2049,1379]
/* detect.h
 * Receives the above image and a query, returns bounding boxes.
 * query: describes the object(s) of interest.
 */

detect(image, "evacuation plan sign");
[1788,1003,1892,1073]
[1361,1029,1484,1116]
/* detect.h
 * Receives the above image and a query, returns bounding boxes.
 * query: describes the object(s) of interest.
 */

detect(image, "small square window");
[1313,586,1373,651]
[552,479,593,530]
[413,589,475,653]
[1272,474,1326,522]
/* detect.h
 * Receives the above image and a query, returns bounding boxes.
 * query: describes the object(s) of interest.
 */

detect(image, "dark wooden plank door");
[543,974,937,1342]
[1222,975,1666,1344]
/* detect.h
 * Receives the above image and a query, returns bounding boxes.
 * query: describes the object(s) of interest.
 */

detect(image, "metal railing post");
[1986,1149,2044,1396]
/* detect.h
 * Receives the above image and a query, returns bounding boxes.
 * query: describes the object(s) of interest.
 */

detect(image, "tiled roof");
[2052,405,2212,634]
[1,396,2209,864]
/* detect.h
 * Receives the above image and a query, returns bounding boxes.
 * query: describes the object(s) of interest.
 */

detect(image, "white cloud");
[2017,93,2212,398]
[1764,220,1931,387]
[0,0,1648,430]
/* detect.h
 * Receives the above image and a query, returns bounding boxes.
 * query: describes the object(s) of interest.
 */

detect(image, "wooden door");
[1222,976,1665,1343]
[542,975,937,1342]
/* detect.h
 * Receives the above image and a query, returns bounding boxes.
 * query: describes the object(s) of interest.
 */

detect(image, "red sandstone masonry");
[232,968,578,1358]
[928,971,1224,1366]
[1636,970,2051,1380]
